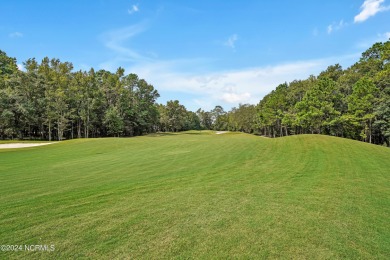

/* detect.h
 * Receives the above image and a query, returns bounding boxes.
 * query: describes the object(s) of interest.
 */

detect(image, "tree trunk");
[369,119,372,144]
[86,106,90,138]
[77,120,81,138]
[57,121,61,141]
[40,123,44,140]
[48,121,52,141]
[280,124,283,137]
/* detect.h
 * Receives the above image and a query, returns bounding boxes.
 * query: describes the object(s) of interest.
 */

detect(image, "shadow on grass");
[181,132,205,135]
[145,132,178,137]
[146,131,207,137]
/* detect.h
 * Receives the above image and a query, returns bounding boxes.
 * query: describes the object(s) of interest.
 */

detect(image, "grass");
[0,131,389,259]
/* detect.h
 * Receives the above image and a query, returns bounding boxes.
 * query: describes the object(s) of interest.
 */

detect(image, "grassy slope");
[0,132,389,259]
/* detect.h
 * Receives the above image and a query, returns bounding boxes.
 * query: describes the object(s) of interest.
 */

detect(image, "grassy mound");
[0,132,389,259]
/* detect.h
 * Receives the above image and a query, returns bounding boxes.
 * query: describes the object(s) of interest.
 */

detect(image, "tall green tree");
[103,106,123,137]
[295,78,340,134]
[347,77,378,143]
[196,109,212,130]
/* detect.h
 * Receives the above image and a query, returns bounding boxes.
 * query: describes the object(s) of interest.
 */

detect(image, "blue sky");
[1,0,389,111]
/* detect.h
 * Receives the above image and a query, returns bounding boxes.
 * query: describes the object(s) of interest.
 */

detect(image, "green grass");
[0,132,389,259]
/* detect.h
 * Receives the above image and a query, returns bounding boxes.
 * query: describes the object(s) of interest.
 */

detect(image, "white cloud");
[327,20,346,34]
[124,54,359,111]
[100,24,359,111]
[17,64,24,71]
[381,31,390,39]
[9,32,23,38]
[100,22,150,69]
[354,0,390,23]
[221,92,251,104]
[224,34,238,50]
[128,4,139,14]
[327,25,333,34]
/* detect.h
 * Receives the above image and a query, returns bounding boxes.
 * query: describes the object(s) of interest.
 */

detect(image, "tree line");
[0,54,160,140]
[201,39,389,147]
[1,39,389,146]
[0,51,258,139]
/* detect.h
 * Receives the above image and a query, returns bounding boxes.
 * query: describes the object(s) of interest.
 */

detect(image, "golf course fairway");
[0,132,389,259]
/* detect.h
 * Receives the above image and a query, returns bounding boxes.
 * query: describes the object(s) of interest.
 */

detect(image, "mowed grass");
[0,132,389,259]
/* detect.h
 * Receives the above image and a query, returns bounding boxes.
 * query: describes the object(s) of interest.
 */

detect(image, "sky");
[1,0,389,111]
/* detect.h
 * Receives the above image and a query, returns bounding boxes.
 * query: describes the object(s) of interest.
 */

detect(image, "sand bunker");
[0,143,55,149]
[216,131,228,134]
